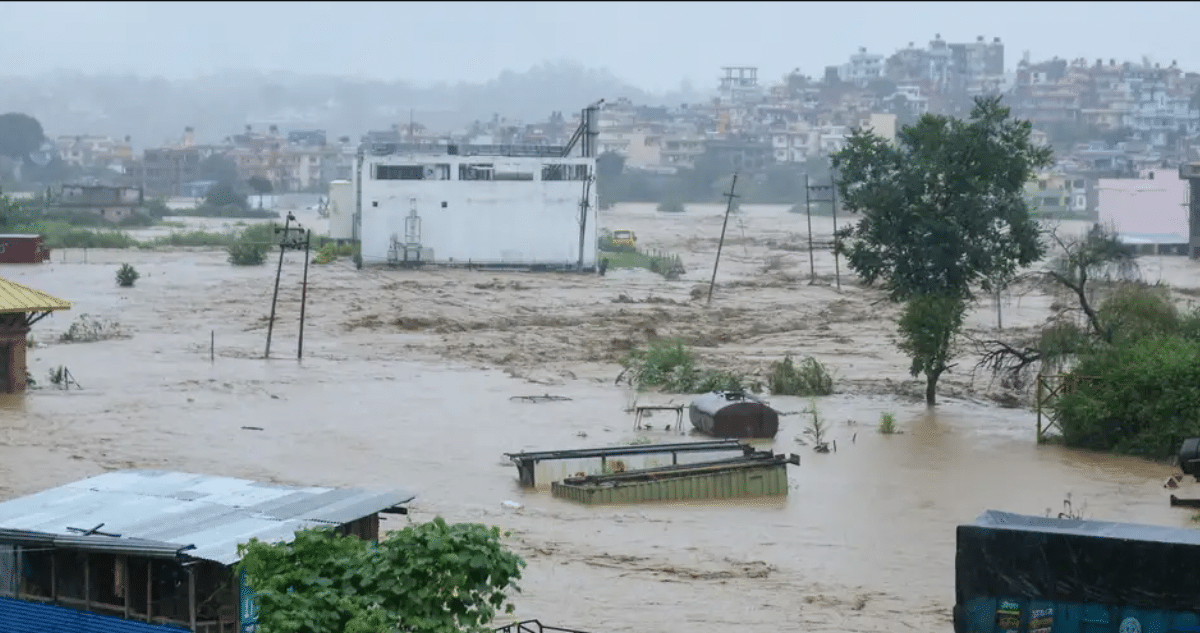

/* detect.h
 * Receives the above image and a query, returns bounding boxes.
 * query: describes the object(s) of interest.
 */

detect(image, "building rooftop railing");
[363,142,572,158]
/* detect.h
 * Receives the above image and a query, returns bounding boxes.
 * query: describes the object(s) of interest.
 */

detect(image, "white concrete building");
[354,152,598,269]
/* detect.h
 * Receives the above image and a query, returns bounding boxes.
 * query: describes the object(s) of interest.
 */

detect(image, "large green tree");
[832,95,1052,405]
[0,113,45,159]
[237,517,525,633]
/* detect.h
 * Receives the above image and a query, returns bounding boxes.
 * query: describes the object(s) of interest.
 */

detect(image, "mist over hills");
[0,60,709,149]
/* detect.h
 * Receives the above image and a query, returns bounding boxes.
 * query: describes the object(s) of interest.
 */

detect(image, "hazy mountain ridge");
[0,61,708,148]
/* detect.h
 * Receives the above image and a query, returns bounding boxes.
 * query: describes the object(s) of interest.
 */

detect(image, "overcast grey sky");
[3,1,1198,90]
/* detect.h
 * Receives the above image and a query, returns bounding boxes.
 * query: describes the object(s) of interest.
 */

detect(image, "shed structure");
[0,276,71,393]
[0,470,415,633]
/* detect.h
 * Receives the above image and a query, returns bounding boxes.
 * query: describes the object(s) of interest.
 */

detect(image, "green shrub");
[227,222,279,266]
[878,411,898,434]
[116,263,139,287]
[619,339,760,393]
[768,354,834,396]
[1053,336,1200,459]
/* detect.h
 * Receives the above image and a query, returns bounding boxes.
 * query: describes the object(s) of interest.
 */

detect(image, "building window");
[375,165,423,180]
[494,169,535,181]
[458,164,494,181]
[541,164,590,181]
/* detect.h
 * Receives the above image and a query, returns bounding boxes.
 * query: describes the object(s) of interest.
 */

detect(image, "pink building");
[1096,169,1189,246]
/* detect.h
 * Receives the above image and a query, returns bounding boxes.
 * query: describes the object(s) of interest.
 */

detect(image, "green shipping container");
[550,461,790,505]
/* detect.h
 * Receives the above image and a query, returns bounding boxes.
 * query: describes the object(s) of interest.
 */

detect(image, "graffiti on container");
[996,600,1021,633]
[1029,607,1054,633]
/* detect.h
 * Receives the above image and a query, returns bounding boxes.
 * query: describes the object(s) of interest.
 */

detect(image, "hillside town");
[9,35,1200,228]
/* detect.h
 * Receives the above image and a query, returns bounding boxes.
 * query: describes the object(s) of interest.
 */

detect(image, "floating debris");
[510,394,573,403]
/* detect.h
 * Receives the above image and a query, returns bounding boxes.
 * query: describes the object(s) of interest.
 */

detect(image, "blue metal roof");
[0,596,187,633]
[0,471,415,565]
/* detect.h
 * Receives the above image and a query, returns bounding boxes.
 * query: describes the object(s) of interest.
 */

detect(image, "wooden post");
[210,331,215,363]
[84,553,91,611]
[122,556,131,619]
[829,173,842,291]
[188,566,197,633]
[146,559,153,623]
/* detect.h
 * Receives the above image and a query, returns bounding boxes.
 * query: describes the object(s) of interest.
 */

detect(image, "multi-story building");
[141,147,204,197]
[839,48,885,87]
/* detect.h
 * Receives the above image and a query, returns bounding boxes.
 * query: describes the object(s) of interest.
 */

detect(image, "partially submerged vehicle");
[955,510,1200,633]
[689,391,779,439]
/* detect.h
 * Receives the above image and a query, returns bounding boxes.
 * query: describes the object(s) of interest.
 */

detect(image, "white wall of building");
[357,155,598,267]
[1097,170,1190,240]
[326,180,355,240]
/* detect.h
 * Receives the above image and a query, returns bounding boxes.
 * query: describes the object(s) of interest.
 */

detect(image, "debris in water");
[502,500,523,510]
[510,394,573,403]
[242,426,264,431]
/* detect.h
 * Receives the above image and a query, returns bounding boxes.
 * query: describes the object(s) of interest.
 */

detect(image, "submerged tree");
[237,517,525,633]
[832,95,1052,405]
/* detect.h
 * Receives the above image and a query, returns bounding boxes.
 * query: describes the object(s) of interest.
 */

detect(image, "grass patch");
[878,411,898,434]
[767,354,834,396]
[150,230,237,248]
[600,250,685,280]
[618,339,761,393]
[313,241,359,265]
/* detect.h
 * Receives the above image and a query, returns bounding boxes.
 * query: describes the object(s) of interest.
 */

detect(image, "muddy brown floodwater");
[2,203,1199,632]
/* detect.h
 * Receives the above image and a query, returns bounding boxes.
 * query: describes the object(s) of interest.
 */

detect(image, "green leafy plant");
[878,411,898,435]
[801,399,831,452]
[237,518,525,633]
[115,263,139,287]
[618,339,760,393]
[227,222,278,266]
[768,355,834,396]
[897,293,967,406]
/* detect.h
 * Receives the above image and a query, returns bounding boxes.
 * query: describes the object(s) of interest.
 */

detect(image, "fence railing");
[494,620,593,633]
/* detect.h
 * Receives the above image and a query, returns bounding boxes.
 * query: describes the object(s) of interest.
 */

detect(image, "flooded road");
[1,203,1197,632]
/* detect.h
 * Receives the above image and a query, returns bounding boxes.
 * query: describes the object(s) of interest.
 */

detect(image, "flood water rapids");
[1,202,1197,632]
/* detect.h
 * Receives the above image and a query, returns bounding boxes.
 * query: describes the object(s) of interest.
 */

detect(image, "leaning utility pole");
[297,229,312,360]
[707,173,739,307]
[264,212,294,359]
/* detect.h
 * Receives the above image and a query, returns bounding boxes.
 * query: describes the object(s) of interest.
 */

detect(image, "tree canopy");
[204,181,248,209]
[831,95,1052,405]
[0,113,45,160]
[832,95,1052,304]
[236,517,525,633]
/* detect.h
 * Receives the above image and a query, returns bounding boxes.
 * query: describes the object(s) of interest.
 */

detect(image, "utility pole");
[298,229,312,360]
[265,212,295,359]
[803,173,815,283]
[707,173,739,307]
[830,173,841,291]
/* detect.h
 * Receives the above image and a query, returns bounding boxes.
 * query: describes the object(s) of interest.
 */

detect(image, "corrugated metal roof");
[0,470,415,565]
[0,596,188,633]
[0,276,72,315]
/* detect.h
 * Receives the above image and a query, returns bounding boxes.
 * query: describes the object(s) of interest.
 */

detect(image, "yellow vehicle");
[611,230,637,249]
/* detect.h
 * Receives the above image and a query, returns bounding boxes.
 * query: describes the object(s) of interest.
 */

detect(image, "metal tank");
[688,391,779,439]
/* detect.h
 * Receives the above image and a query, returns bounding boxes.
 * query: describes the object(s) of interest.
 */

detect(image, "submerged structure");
[551,451,799,505]
[0,276,71,393]
[0,470,414,633]
[504,440,758,488]
[352,102,603,270]
[689,391,780,439]
[954,510,1200,633]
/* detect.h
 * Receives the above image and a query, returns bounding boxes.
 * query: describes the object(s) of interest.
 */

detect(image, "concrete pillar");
[0,323,30,394]
[1180,163,1200,259]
